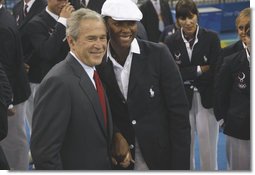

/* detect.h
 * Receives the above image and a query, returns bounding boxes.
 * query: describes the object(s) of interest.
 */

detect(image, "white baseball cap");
[101,0,143,21]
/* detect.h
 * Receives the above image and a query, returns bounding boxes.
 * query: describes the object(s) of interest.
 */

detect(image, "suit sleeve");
[164,35,196,81]
[0,28,17,83]
[31,76,71,170]
[0,63,12,141]
[26,19,67,63]
[214,57,233,122]
[0,62,12,108]
[199,33,221,82]
[159,45,191,169]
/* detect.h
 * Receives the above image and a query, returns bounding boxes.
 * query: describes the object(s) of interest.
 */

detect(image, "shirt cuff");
[58,17,67,27]
[197,66,202,76]
[8,104,13,109]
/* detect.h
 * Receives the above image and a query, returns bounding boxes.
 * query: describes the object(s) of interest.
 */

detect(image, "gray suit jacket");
[31,53,113,170]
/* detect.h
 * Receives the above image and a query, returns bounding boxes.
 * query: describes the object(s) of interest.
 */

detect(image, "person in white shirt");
[164,0,221,170]
[97,0,191,170]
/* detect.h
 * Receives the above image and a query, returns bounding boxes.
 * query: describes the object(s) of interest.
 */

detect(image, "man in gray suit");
[30,8,113,170]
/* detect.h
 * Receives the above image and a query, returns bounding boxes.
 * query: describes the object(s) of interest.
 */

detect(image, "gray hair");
[66,8,105,41]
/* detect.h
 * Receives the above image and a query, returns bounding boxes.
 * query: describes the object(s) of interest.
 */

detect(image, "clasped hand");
[112,132,135,168]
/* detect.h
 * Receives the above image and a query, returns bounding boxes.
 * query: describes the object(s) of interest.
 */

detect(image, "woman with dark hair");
[164,0,221,170]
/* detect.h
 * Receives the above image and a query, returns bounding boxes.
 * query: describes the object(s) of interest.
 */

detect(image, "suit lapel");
[127,43,146,98]
[66,54,108,136]
[191,29,203,64]
[100,44,146,100]
[100,58,125,100]
[15,4,24,26]
[18,0,44,29]
[175,33,191,64]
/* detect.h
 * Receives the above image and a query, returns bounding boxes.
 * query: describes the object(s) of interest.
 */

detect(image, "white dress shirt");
[46,6,67,27]
[181,24,202,77]
[150,0,164,31]
[107,38,140,100]
[23,0,35,13]
[70,51,96,89]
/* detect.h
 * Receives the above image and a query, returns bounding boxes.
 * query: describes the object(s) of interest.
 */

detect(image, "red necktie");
[93,70,107,128]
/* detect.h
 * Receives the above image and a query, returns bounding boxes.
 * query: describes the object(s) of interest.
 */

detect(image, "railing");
[4,0,250,12]
[137,0,249,8]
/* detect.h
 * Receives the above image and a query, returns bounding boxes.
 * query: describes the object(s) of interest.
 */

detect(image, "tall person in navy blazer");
[0,0,31,170]
[12,0,47,133]
[23,0,74,131]
[215,24,250,170]
[97,0,190,170]
[164,0,221,170]
[30,8,113,170]
[13,0,47,27]
[140,0,174,42]
[25,0,74,83]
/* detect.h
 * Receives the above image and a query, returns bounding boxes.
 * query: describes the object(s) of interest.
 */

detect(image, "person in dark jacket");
[98,0,190,170]
[140,0,174,42]
[0,0,31,169]
[12,0,47,134]
[214,8,250,122]
[215,23,250,170]
[30,8,113,170]
[164,0,221,170]
[0,63,12,170]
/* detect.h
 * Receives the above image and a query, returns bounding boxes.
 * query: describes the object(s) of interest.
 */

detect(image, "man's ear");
[67,35,75,48]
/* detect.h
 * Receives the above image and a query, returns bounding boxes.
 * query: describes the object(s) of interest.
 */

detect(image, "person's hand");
[119,151,135,168]
[59,2,75,19]
[7,105,15,116]
[218,119,225,129]
[24,63,30,73]
[112,132,134,168]
[200,65,210,73]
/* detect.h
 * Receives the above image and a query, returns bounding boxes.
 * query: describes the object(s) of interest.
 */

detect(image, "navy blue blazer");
[214,40,245,119]
[140,0,174,42]
[13,0,47,83]
[97,39,190,170]
[165,27,221,109]
[215,50,250,140]
[0,7,31,105]
[0,63,12,141]
[216,40,244,72]
[13,0,47,28]
[25,10,69,83]
[0,63,11,170]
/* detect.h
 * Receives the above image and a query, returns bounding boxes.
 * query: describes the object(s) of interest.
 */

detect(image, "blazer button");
[129,144,134,149]
[132,120,136,125]
[190,85,194,89]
